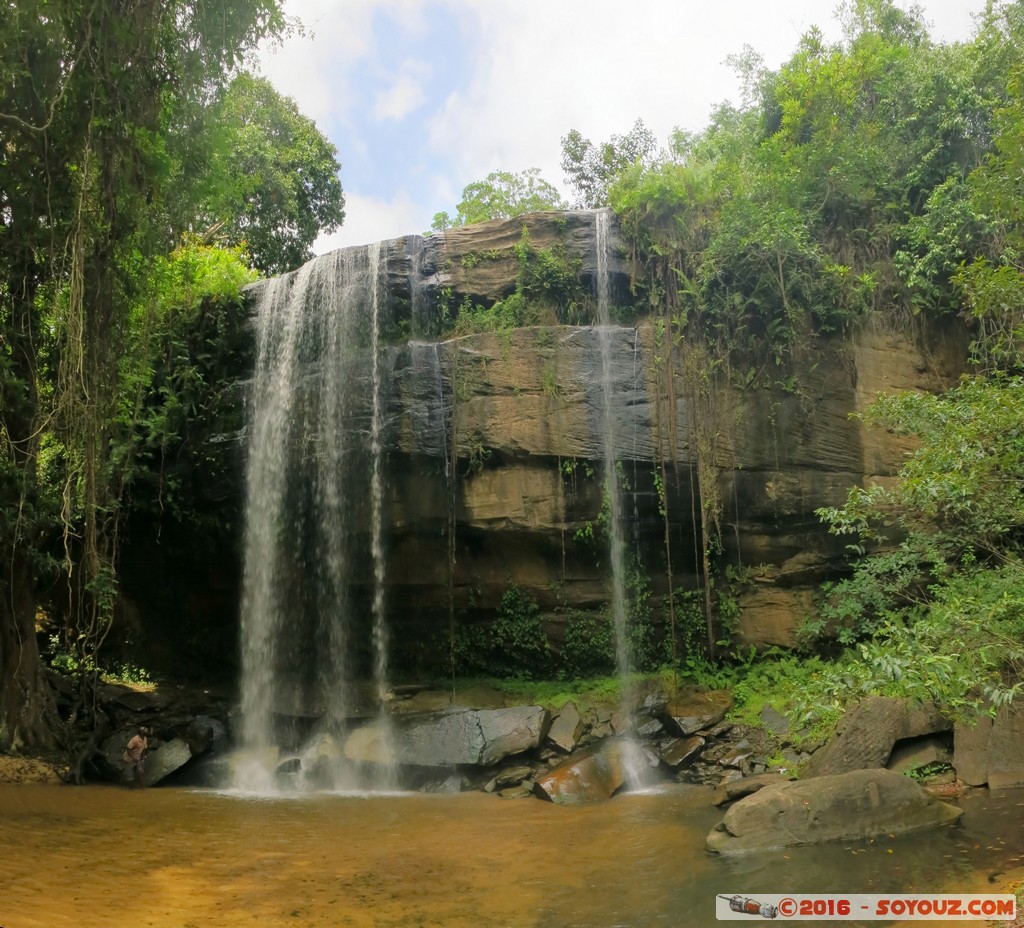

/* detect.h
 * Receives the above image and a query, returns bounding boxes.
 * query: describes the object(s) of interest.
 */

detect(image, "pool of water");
[1,783,1022,927]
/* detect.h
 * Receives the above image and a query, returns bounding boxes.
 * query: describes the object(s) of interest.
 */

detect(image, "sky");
[257,0,987,252]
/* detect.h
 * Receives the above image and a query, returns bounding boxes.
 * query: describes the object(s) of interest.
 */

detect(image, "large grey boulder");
[345,706,549,768]
[706,768,962,854]
[802,697,949,778]
[142,738,193,787]
[955,704,1024,788]
[548,701,585,752]
[97,730,190,785]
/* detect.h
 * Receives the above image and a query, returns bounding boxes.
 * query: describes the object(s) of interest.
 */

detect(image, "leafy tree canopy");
[172,72,345,275]
[432,167,566,231]
[561,118,658,208]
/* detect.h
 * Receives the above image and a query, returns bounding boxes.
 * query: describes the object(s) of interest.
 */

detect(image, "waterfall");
[594,210,647,788]
[594,210,630,687]
[368,243,397,788]
[235,245,393,791]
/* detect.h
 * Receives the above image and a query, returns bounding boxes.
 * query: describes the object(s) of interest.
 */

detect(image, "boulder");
[759,706,791,738]
[802,697,950,778]
[548,701,584,752]
[494,765,533,788]
[346,706,549,768]
[954,704,1024,789]
[534,739,631,805]
[886,736,953,775]
[658,736,705,770]
[478,706,550,764]
[635,717,664,738]
[665,689,733,736]
[142,737,192,787]
[186,715,228,756]
[713,771,792,807]
[343,723,393,765]
[706,768,962,854]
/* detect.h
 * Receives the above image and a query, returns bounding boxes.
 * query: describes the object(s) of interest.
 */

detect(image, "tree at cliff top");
[431,167,566,232]
[168,72,344,275]
[0,0,295,751]
[561,118,658,209]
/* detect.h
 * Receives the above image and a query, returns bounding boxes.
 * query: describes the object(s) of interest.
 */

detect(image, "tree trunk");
[0,549,57,751]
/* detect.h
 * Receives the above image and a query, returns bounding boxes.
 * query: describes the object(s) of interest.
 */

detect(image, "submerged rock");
[706,767,962,854]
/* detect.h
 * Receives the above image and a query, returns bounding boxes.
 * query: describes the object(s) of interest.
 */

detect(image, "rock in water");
[534,740,629,805]
[142,738,192,787]
[345,706,549,767]
[706,768,962,854]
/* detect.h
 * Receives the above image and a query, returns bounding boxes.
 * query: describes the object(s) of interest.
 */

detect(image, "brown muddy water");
[1,783,1023,928]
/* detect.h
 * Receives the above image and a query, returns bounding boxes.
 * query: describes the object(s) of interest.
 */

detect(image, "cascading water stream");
[236,245,394,792]
[593,211,630,685]
[594,210,647,788]
[368,243,398,788]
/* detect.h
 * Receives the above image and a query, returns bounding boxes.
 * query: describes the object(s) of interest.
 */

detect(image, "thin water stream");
[1,784,1022,927]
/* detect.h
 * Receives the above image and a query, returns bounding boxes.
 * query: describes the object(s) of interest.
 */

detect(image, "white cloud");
[427,0,983,199]
[374,61,430,121]
[315,190,427,251]
[265,0,985,249]
[258,0,376,130]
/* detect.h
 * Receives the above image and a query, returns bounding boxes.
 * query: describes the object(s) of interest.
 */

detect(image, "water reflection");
[0,783,1021,927]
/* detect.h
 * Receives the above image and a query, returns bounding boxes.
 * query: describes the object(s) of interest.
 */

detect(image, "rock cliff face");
[121,210,968,675]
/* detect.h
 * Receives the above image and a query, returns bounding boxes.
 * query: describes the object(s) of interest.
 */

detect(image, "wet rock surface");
[954,703,1024,789]
[534,740,631,805]
[707,768,963,854]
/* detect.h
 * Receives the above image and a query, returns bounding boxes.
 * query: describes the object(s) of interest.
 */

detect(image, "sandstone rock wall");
[122,210,969,673]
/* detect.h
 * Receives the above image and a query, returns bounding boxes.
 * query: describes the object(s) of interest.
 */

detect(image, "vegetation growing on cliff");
[603,0,1024,714]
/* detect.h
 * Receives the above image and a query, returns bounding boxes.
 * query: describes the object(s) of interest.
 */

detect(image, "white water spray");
[236,246,394,791]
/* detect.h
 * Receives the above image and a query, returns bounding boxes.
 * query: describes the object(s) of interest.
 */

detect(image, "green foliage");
[799,562,1024,721]
[436,168,567,230]
[177,72,345,275]
[445,225,586,334]
[45,634,151,687]
[810,374,1024,718]
[611,3,1017,368]
[561,118,658,208]
[560,609,616,679]
[454,585,551,679]
[0,0,293,747]
[820,378,1024,559]
[126,240,258,526]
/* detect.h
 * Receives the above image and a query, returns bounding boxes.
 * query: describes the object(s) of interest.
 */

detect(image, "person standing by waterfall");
[122,727,149,788]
